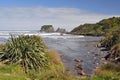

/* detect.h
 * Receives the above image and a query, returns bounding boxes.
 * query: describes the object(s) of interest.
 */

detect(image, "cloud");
[0,7,119,31]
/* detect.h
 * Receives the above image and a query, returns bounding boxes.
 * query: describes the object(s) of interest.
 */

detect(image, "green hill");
[71,17,120,36]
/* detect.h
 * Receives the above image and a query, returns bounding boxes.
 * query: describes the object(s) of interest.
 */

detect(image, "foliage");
[71,17,120,36]
[99,31,120,63]
[100,32,120,49]
[0,43,5,51]
[0,35,49,73]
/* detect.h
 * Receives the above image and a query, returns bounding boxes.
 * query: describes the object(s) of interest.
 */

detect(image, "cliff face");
[40,25,54,33]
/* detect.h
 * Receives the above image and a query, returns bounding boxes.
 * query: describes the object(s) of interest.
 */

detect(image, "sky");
[0,0,120,31]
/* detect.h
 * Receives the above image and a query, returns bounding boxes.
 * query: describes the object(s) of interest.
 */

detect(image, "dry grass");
[0,62,5,67]
[47,50,63,64]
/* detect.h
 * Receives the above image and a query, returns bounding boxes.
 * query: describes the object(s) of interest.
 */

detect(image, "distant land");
[71,17,120,36]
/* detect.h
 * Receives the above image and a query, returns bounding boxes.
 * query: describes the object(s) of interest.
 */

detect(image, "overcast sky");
[0,0,120,31]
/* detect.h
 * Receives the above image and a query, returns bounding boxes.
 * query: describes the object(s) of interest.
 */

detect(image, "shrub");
[100,31,120,49]
[0,35,49,73]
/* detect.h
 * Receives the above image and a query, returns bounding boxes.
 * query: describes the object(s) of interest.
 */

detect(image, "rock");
[76,64,82,70]
[86,51,90,56]
[56,28,66,33]
[74,58,83,62]
[77,70,87,76]
[96,43,101,48]
[115,57,120,63]
[94,54,99,56]
[104,53,111,60]
[94,57,97,60]
[81,70,87,76]
[40,25,54,32]
[101,57,105,61]
[94,66,101,74]
[103,61,108,64]
[96,63,99,65]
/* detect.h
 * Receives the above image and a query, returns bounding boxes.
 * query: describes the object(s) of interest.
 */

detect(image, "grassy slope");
[71,17,120,36]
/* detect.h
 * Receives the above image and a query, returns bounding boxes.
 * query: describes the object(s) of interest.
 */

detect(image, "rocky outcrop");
[56,28,66,33]
[40,25,54,33]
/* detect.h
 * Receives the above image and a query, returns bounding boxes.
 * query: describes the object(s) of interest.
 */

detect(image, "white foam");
[0,31,84,39]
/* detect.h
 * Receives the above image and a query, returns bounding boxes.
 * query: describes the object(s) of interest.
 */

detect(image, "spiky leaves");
[0,35,49,73]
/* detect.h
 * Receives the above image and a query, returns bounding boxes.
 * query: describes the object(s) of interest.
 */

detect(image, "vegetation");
[0,64,27,80]
[0,16,120,79]
[100,31,120,61]
[71,17,120,80]
[100,31,120,49]
[71,16,120,61]
[0,35,49,73]
[0,35,79,80]
[28,50,79,80]
[71,17,120,36]
[80,63,120,80]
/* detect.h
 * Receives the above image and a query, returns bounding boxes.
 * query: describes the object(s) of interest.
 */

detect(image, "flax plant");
[0,35,49,73]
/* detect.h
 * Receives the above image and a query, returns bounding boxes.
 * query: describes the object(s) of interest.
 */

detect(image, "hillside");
[71,17,120,36]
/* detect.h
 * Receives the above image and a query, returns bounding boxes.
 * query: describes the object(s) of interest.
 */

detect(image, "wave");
[0,31,84,39]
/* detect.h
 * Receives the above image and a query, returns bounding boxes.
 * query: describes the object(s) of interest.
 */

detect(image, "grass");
[0,49,79,80]
[0,35,120,80]
[28,50,80,80]
[82,63,120,80]
[0,63,27,80]
[0,35,79,80]
[0,62,120,80]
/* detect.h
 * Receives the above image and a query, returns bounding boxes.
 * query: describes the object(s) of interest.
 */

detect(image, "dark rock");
[77,70,87,76]
[40,25,54,33]
[94,53,99,56]
[115,57,120,63]
[76,64,82,70]
[74,58,83,62]
[104,53,111,60]
[56,28,66,33]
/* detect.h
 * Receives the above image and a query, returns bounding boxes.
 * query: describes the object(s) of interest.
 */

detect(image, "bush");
[0,35,49,73]
[100,31,120,49]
